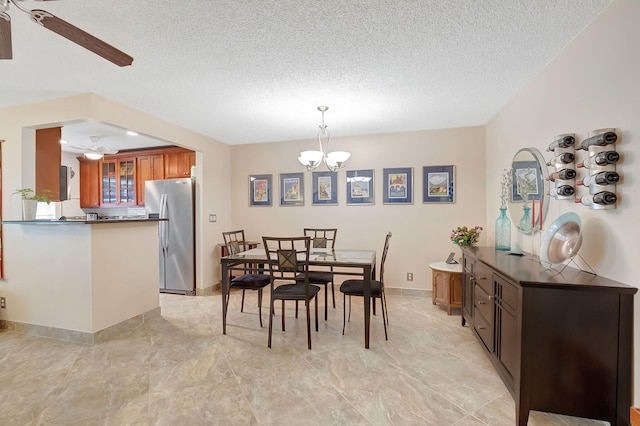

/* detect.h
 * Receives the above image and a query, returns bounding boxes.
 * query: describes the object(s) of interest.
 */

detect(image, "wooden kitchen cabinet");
[429,261,462,314]
[136,154,164,205]
[164,149,195,178]
[35,127,63,201]
[78,146,195,207]
[79,160,100,208]
[461,246,636,426]
[100,157,137,206]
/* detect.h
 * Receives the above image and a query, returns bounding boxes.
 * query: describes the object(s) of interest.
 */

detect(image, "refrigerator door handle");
[159,194,169,252]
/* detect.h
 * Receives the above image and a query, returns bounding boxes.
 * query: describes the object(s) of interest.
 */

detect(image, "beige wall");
[230,126,487,291]
[485,0,640,404]
[0,94,232,331]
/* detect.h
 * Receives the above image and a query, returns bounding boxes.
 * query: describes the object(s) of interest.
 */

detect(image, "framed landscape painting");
[346,169,374,205]
[423,165,455,203]
[312,171,337,205]
[383,167,413,204]
[279,172,304,206]
[249,174,272,206]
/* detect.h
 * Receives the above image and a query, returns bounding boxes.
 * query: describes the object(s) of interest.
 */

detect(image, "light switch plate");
[209,214,217,222]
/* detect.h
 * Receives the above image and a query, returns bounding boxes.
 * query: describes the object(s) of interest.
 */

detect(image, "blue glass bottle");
[495,207,511,250]
[519,206,533,235]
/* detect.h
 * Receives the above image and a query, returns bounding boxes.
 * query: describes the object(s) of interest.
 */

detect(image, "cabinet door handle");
[489,295,495,300]
[477,326,486,330]
[478,301,486,305]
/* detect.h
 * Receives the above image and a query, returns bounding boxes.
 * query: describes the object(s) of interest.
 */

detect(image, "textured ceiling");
[1,0,612,146]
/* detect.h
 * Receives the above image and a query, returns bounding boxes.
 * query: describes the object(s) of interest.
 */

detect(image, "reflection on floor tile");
[0,292,609,425]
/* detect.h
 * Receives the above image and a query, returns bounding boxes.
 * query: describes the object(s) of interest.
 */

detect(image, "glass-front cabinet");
[101,157,136,206]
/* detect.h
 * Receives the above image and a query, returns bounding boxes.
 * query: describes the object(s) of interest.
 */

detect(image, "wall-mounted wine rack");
[575,128,619,210]
[546,133,576,201]
[545,129,620,210]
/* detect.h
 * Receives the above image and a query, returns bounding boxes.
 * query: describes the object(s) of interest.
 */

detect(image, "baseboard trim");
[196,283,219,296]
[385,287,430,297]
[0,307,162,344]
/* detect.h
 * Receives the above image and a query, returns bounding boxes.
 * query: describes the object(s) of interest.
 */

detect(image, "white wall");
[230,126,487,290]
[485,0,640,404]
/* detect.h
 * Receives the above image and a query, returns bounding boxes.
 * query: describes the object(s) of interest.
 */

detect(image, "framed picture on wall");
[423,165,455,203]
[249,174,272,206]
[383,167,413,204]
[511,161,542,202]
[312,171,337,205]
[279,172,304,206]
[346,169,374,205]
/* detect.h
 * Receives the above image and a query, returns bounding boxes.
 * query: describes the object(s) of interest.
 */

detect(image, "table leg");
[221,261,228,335]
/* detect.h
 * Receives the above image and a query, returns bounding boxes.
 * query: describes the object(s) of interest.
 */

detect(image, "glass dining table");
[220,248,378,348]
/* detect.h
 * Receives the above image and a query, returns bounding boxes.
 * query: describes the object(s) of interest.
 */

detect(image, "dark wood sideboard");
[461,246,636,426]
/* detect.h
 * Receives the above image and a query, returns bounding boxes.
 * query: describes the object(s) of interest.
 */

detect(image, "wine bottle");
[551,185,575,197]
[576,151,620,168]
[574,191,617,206]
[547,168,577,181]
[576,131,617,150]
[546,152,575,166]
[547,135,575,151]
[577,171,620,187]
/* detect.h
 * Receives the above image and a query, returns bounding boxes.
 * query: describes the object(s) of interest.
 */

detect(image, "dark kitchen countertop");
[2,218,168,225]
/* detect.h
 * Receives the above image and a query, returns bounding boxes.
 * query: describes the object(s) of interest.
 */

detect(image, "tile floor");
[0,291,609,425]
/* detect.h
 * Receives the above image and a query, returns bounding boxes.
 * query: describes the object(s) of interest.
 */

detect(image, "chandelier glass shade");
[298,106,351,172]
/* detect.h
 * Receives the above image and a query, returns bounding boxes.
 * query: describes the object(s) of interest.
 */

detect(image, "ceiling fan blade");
[30,9,133,67]
[96,146,119,154]
[0,13,12,60]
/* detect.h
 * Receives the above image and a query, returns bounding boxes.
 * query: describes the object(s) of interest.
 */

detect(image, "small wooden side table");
[429,261,463,315]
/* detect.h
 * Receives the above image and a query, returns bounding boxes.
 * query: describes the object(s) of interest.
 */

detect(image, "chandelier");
[298,106,351,172]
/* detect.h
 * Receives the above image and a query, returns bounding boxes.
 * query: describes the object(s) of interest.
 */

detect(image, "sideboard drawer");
[474,283,492,322]
[474,308,493,351]
[474,261,492,294]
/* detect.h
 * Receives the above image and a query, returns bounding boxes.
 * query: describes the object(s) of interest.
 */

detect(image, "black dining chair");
[263,236,320,349]
[222,230,270,327]
[339,232,391,340]
[295,228,337,321]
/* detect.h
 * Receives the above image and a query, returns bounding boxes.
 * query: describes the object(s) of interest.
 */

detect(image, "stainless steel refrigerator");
[145,178,196,295]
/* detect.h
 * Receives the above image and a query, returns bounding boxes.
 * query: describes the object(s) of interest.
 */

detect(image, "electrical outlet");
[0,297,5,309]
[407,273,413,281]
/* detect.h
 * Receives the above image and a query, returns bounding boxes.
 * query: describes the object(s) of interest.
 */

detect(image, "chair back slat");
[277,249,299,272]
[378,232,392,283]
[222,229,248,254]
[303,228,337,249]
[222,229,252,274]
[262,236,311,281]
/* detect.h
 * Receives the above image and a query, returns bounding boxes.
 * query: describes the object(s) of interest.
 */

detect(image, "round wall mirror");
[508,147,550,234]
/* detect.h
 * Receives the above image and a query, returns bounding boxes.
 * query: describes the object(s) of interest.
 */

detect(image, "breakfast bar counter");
[0,219,162,343]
